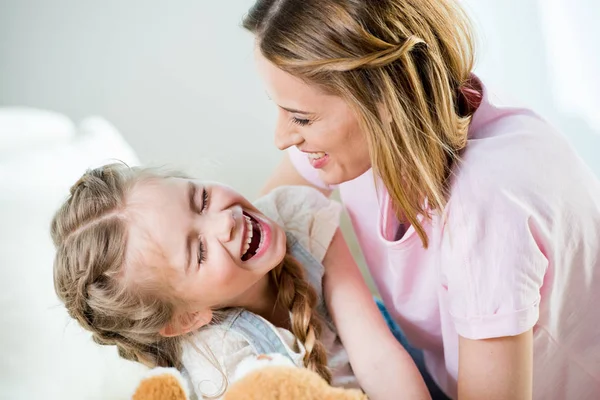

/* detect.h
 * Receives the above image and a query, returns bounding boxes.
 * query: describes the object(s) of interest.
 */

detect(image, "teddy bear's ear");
[233,353,296,382]
[133,368,190,400]
[159,310,213,337]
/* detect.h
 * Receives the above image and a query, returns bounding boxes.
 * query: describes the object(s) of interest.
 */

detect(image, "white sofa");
[0,108,148,399]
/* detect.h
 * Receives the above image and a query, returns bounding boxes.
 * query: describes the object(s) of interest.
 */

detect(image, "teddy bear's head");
[223,354,368,400]
[131,354,367,400]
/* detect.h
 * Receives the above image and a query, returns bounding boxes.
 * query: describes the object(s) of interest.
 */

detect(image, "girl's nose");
[220,209,236,243]
[205,208,236,243]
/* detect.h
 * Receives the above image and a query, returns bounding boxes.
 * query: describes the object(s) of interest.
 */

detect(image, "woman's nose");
[274,114,304,150]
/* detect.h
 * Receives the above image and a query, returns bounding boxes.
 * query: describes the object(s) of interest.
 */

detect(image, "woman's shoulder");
[454,95,599,209]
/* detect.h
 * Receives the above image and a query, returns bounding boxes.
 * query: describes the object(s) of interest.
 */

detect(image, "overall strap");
[222,309,295,362]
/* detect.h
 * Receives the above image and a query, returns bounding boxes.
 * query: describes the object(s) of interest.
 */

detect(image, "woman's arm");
[458,330,533,400]
[323,229,431,400]
[261,153,332,197]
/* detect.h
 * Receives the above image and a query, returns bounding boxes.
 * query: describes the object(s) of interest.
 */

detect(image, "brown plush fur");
[132,373,187,400]
[132,366,368,400]
[224,366,368,400]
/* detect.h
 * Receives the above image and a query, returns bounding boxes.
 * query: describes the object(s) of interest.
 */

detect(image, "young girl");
[51,163,429,399]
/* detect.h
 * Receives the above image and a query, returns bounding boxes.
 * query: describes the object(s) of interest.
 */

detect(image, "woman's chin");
[319,164,370,185]
[318,169,351,186]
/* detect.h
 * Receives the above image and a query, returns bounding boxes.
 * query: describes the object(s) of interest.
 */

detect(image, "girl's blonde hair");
[51,163,331,385]
[244,0,479,247]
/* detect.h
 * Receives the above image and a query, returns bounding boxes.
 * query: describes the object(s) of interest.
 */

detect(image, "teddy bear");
[131,354,367,400]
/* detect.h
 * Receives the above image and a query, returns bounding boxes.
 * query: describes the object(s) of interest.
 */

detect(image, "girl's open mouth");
[241,211,263,261]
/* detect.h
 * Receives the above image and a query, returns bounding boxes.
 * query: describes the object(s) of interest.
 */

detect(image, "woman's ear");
[159,309,213,337]
[377,102,392,125]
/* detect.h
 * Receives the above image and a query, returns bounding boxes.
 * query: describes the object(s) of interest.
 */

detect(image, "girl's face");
[125,177,287,314]
[255,50,372,185]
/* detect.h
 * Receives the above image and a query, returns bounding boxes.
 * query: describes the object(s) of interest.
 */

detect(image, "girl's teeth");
[242,215,253,256]
[307,152,326,160]
[245,217,253,240]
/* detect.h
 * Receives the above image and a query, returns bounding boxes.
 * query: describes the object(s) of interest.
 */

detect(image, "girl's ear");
[159,309,213,337]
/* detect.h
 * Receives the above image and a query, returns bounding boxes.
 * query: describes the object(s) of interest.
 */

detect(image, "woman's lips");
[305,151,329,169]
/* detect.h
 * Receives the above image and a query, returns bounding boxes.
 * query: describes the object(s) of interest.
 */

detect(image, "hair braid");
[52,163,183,370]
[271,253,332,383]
[279,35,426,73]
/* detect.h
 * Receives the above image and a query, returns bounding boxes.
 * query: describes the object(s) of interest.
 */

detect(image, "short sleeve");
[441,185,548,340]
[254,185,342,262]
[288,146,332,190]
[181,327,258,400]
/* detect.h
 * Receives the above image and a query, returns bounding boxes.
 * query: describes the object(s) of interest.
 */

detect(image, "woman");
[243,0,600,399]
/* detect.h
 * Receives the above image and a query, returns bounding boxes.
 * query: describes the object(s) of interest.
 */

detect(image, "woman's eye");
[292,117,311,126]
[201,188,209,212]
[197,239,206,266]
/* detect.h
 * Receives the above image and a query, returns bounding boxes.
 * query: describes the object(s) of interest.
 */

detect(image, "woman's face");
[124,177,287,313]
[255,50,372,185]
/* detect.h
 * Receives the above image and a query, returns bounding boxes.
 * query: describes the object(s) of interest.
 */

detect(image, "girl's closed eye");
[193,185,209,268]
[189,183,209,214]
[292,116,312,126]
[197,239,206,266]
[201,187,209,212]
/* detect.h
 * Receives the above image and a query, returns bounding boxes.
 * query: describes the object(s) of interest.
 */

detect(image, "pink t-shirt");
[289,82,600,399]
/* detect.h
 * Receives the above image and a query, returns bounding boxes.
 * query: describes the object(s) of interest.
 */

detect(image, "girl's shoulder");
[180,323,247,399]
[181,310,306,398]
[254,185,342,262]
[181,311,302,399]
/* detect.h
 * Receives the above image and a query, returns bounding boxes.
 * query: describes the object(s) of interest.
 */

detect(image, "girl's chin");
[243,245,286,273]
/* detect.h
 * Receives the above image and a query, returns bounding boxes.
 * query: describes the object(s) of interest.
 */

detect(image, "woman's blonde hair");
[244,0,479,247]
[51,163,331,387]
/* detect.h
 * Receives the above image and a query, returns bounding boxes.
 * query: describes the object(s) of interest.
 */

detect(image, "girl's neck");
[242,273,291,330]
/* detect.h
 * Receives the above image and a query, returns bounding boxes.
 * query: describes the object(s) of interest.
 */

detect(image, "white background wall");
[462,0,599,171]
[1,0,598,198]
[0,0,277,198]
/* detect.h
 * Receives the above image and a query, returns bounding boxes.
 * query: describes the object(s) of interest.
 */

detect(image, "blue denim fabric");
[376,299,451,400]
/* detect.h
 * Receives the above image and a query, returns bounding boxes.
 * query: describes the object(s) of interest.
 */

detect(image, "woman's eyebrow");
[280,105,313,115]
